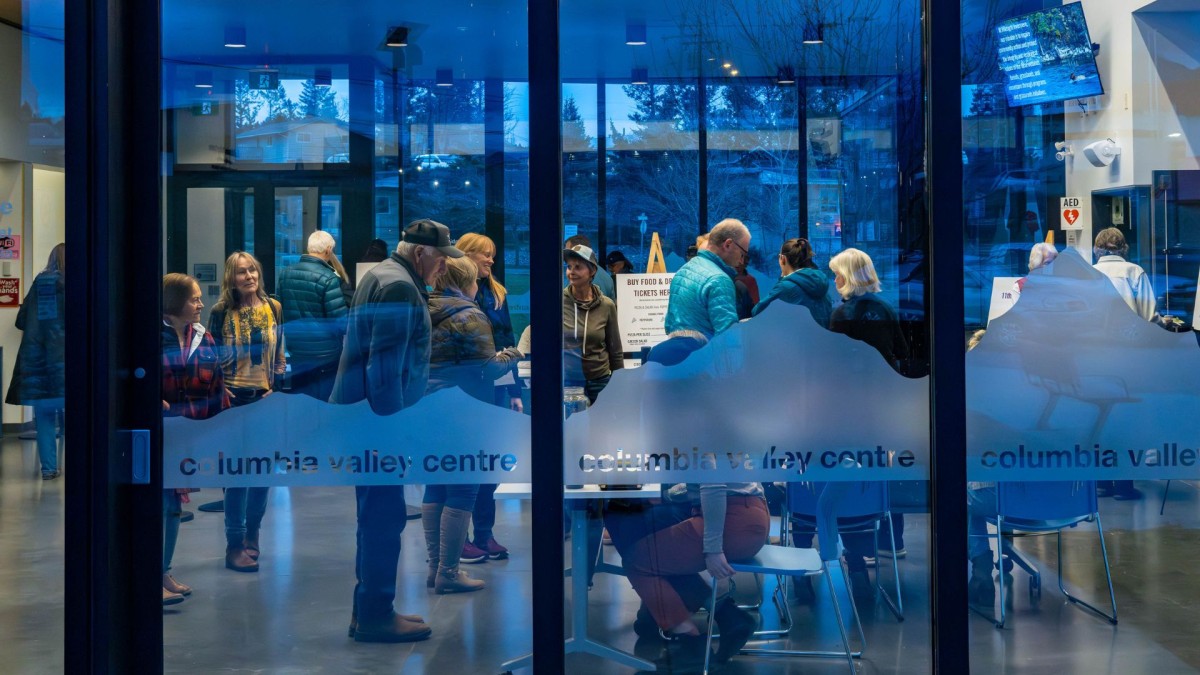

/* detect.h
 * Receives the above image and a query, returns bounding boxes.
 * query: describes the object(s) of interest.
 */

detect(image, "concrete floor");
[1,434,1198,674]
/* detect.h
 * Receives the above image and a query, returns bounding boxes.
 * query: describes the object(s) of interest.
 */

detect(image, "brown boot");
[353,612,433,643]
[435,507,486,594]
[421,503,445,589]
[225,545,259,573]
[163,573,192,596]
[162,587,185,606]
[243,528,260,561]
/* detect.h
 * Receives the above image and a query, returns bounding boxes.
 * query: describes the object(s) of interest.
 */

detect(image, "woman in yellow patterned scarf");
[207,251,286,573]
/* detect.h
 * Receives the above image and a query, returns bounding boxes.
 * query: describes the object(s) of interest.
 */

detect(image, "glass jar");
[563,386,589,418]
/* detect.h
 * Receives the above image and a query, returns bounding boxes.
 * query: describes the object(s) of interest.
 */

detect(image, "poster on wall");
[0,278,20,307]
[0,234,21,260]
[616,272,674,351]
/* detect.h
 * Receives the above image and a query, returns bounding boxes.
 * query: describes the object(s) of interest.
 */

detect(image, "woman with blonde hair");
[423,256,523,592]
[207,251,286,573]
[453,232,523,562]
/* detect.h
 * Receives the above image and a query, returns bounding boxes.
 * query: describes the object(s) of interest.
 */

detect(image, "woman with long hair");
[453,232,523,563]
[161,273,229,605]
[7,243,66,480]
[207,251,285,573]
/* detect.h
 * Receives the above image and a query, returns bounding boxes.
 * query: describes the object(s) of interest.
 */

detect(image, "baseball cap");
[402,219,463,258]
[563,244,598,270]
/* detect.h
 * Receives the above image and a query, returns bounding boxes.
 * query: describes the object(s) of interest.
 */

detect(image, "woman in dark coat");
[161,273,230,605]
[7,243,66,480]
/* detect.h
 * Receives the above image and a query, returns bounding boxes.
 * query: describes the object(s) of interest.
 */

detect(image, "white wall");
[187,188,228,325]
[1064,0,1200,256]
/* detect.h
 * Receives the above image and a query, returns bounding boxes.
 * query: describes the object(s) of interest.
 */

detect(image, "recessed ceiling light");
[436,68,454,87]
[730,69,739,76]
[194,70,213,88]
[776,66,795,84]
[722,62,732,69]
[1168,132,1182,138]
[386,26,409,47]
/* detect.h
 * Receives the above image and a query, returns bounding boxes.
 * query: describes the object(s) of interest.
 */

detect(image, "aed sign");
[1060,197,1086,231]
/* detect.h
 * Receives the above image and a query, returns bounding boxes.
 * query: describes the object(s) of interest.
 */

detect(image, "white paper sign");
[616,272,675,350]
[987,277,1022,323]
[1060,196,1085,231]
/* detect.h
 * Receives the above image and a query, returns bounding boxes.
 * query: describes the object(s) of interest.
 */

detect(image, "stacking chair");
[701,481,864,675]
[970,481,1117,629]
[783,481,903,621]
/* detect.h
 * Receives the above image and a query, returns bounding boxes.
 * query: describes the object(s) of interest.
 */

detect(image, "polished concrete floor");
[1,433,1199,673]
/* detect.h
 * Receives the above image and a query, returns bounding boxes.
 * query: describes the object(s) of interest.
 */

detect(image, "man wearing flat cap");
[331,219,462,643]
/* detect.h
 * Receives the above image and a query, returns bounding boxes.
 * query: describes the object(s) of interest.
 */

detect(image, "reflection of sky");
[504,82,640,148]
[21,33,65,120]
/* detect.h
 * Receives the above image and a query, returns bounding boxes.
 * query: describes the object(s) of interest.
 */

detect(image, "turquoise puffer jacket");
[751,268,834,328]
[664,250,739,338]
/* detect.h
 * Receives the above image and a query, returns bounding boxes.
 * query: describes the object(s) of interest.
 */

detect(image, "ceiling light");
[803,22,824,44]
[436,68,454,87]
[194,70,213,88]
[386,26,409,47]
[730,69,739,76]
[626,21,647,46]
[1168,132,1182,138]
[315,68,332,87]
[224,25,246,48]
[776,66,795,84]
[631,68,648,85]
[722,62,732,69]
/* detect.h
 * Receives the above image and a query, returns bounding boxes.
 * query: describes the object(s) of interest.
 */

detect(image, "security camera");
[1054,142,1072,162]
[1054,141,1070,151]
[1083,138,1121,167]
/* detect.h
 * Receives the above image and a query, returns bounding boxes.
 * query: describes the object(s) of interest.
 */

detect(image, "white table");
[498,483,662,673]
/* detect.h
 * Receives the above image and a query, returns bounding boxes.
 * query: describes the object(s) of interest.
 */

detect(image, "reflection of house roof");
[236,118,349,140]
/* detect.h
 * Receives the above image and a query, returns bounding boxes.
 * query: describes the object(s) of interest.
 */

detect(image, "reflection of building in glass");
[234,119,349,163]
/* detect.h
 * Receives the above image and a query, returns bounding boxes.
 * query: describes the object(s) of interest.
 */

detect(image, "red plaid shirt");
[162,322,230,420]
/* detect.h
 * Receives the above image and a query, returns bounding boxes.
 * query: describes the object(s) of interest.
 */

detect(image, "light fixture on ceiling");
[730,69,739,76]
[776,66,795,85]
[722,62,732,69]
[1168,132,1182,138]
[194,70,213,88]
[436,68,454,87]
[224,25,246,48]
[315,68,332,87]
[386,26,409,47]
[803,21,824,44]
[631,68,648,85]
[626,21,647,46]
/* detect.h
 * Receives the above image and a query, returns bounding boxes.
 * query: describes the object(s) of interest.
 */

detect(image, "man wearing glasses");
[664,218,751,338]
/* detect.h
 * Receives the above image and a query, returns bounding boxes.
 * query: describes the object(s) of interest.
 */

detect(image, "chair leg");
[995,516,1006,629]
[826,564,859,674]
[703,583,718,675]
[1055,517,1118,624]
[877,512,904,621]
[738,569,864,662]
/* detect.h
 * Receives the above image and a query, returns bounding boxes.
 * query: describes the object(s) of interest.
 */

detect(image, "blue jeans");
[424,484,481,511]
[472,484,499,542]
[164,490,182,573]
[33,399,62,474]
[968,487,998,559]
[225,487,269,547]
[354,485,407,621]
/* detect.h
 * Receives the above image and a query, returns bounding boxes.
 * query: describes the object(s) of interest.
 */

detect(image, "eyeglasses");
[731,239,749,259]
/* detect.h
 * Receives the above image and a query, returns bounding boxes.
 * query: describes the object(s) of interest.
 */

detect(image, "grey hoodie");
[562,285,624,383]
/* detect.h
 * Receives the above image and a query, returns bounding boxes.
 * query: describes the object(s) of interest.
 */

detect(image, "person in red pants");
[623,483,769,672]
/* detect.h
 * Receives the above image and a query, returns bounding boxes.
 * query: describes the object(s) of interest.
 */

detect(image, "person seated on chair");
[623,482,768,671]
[964,329,1000,607]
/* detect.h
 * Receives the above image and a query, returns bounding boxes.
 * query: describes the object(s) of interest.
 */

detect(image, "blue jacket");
[276,255,349,366]
[664,250,739,338]
[752,268,834,328]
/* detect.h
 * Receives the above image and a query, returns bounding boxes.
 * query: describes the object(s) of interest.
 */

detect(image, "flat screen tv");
[995,2,1103,108]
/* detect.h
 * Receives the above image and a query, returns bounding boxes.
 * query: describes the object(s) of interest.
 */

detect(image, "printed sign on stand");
[0,278,20,307]
[616,272,674,351]
[1060,197,1085,231]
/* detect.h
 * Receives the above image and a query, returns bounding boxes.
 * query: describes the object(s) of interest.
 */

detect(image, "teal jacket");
[664,250,739,338]
[751,268,834,328]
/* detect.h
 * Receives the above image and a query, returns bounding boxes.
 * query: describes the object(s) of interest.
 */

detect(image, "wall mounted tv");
[995,2,1103,108]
